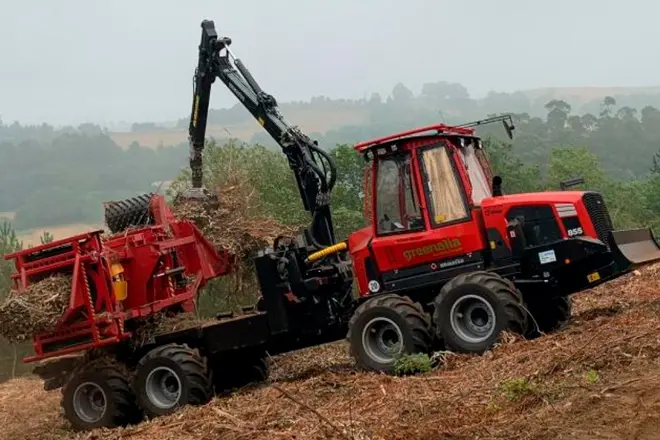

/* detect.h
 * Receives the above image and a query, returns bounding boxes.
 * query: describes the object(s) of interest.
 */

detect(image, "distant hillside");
[520,86,660,105]
[110,104,371,148]
[108,84,660,149]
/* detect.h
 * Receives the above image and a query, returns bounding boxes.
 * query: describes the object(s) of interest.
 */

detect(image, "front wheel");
[433,271,527,354]
[347,294,432,373]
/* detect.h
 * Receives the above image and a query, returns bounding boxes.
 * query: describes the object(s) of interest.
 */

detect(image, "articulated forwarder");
[9,19,660,431]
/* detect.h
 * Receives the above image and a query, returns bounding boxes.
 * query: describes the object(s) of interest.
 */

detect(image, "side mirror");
[559,176,585,191]
[492,175,503,197]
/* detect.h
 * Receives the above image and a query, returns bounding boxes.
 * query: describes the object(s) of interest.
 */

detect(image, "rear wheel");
[433,271,527,354]
[61,359,142,431]
[133,343,213,419]
[347,294,432,373]
[524,295,572,338]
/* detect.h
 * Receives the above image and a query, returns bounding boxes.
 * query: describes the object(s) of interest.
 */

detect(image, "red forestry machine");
[6,19,660,431]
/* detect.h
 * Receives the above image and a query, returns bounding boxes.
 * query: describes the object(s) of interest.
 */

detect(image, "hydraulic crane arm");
[187,20,337,249]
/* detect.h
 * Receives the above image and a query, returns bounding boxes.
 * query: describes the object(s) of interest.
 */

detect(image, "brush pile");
[170,173,297,261]
[170,169,298,306]
[0,274,72,342]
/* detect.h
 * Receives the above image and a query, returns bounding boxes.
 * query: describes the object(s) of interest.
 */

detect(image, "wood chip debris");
[0,274,72,343]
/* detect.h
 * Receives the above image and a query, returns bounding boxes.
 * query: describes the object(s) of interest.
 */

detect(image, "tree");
[616,106,637,121]
[546,147,606,191]
[544,100,571,132]
[0,221,22,296]
[600,96,617,118]
[580,114,598,131]
[391,83,413,104]
[40,231,54,245]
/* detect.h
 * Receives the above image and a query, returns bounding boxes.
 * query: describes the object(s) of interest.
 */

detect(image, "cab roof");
[353,123,477,153]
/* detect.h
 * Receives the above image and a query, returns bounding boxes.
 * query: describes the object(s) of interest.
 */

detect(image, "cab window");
[420,146,468,227]
[459,141,491,205]
[375,152,424,234]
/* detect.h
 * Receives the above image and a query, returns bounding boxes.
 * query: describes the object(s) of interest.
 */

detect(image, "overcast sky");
[0,0,656,126]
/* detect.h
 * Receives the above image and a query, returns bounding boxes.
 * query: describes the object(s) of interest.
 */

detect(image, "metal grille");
[582,191,614,246]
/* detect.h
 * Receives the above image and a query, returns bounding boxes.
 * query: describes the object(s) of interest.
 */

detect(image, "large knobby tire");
[524,295,572,338]
[433,271,527,354]
[61,359,142,431]
[347,294,432,373]
[104,193,155,234]
[214,356,270,392]
[133,344,213,419]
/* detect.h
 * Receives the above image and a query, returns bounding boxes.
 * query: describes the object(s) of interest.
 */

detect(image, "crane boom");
[187,20,337,248]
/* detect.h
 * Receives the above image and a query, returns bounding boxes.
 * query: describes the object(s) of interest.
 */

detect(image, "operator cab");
[358,123,497,232]
[368,133,495,235]
[349,122,503,295]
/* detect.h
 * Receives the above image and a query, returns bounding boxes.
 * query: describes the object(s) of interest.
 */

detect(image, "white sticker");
[538,250,557,265]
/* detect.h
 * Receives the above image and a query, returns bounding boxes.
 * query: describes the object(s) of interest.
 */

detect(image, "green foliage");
[585,369,600,384]
[39,231,54,245]
[393,352,433,375]
[169,138,307,228]
[0,124,188,231]
[0,221,22,297]
[498,378,537,401]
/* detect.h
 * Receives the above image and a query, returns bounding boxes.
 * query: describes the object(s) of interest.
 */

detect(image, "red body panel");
[350,123,598,297]
[480,191,596,247]
[3,195,231,363]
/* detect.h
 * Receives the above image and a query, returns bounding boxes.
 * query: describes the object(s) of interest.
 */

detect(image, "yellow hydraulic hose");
[305,241,348,264]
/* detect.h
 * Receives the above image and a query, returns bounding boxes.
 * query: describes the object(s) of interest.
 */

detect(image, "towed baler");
[3,194,229,366]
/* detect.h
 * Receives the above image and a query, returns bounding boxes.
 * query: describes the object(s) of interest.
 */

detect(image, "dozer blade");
[608,228,660,271]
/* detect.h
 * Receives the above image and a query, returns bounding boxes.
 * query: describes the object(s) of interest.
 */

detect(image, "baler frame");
[3,195,230,364]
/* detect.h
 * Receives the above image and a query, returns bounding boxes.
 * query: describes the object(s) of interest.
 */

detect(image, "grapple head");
[177,186,219,209]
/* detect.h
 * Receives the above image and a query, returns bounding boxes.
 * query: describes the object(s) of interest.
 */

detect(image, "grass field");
[15,223,104,247]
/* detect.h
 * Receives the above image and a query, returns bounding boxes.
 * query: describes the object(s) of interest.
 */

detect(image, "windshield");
[420,145,468,227]
[457,139,492,205]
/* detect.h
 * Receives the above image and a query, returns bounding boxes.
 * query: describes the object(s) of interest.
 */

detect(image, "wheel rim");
[72,382,107,424]
[449,294,496,344]
[361,317,404,364]
[145,366,182,410]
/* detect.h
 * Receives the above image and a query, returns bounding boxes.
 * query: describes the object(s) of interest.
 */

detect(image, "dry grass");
[0,211,16,221]
[16,223,104,247]
[4,263,660,440]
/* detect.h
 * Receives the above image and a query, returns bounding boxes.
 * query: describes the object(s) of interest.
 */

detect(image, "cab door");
[369,143,485,285]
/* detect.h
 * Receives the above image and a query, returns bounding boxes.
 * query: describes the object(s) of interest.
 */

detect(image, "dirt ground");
[3,264,660,440]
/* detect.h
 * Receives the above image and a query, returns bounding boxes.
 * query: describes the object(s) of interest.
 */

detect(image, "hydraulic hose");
[309,142,337,191]
[304,241,348,264]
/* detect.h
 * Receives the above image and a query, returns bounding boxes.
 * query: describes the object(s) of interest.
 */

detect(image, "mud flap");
[608,228,660,271]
